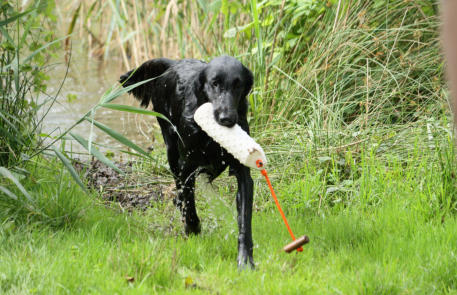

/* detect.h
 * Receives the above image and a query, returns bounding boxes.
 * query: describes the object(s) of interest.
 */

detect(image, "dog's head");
[198,56,253,127]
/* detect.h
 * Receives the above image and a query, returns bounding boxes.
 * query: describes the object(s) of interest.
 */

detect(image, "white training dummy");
[194,102,267,170]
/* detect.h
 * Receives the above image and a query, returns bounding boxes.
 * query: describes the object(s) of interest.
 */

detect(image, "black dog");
[119,56,255,268]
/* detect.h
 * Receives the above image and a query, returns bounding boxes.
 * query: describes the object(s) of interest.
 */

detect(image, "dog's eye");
[212,80,218,87]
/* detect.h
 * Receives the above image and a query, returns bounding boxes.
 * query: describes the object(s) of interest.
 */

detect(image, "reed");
[63,0,253,67]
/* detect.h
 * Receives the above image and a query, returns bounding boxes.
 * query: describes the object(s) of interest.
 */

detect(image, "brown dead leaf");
[125,276,135,283]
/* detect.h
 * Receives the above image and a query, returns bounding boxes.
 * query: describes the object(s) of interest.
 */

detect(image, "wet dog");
[120,56,255,268]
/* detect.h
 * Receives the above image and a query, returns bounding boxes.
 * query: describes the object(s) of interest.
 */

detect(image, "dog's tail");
[119,58,175,108]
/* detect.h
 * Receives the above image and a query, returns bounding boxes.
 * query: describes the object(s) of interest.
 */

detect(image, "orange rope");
[256,160,303,252]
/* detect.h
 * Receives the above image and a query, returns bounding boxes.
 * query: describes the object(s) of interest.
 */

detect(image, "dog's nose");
[218,114,236,127]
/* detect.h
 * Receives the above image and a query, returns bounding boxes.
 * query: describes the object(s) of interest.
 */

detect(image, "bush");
[0,0,57,167]
[256,0,443,126]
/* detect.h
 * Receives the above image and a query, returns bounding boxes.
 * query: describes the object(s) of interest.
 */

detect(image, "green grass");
[1,197,457,294]
[1,136,457,294]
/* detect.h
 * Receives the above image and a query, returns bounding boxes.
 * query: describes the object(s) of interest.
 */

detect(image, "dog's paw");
[184,221,201,236]
[237,247,255,270]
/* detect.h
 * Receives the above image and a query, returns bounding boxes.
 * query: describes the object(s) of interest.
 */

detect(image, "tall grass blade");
[88,109,95,155]
[22,36,68,65]
[100,103,183,143]
[250,0,263,68]
[0,111,21,138]
[0,9,34,26]
[101,77,154,104]
[85,117,151,158]
[3,36,68,71]
[52,147,88,193]
[65,3,82,50]
[0,185,18,201]
[99,103,183,141]
[67,3,81,35]
[84,1,98,22]
[70,132,124,174]
[100,103,169,122]
[0,167,33,203]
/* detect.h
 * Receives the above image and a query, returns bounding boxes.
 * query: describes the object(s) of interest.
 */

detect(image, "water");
[42,48,159,157]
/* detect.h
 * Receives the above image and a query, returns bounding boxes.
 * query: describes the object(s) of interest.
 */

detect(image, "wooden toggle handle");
[283,235,310,253]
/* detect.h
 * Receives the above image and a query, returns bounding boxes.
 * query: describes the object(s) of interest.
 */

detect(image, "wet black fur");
[120,56,255,268]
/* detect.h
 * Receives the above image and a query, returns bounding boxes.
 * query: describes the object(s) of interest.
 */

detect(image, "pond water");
[42,47,159,158]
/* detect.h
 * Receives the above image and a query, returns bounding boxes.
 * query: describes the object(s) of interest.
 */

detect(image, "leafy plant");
[0,0,59,167]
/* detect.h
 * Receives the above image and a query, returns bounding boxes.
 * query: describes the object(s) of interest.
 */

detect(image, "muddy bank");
[74,159,175,210]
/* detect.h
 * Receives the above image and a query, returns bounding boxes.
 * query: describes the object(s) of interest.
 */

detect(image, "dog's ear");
[242,65,254,99]
[195,67,208,103]
[237,65,253,116]
[119,58,173,108]
[119,63,151,108]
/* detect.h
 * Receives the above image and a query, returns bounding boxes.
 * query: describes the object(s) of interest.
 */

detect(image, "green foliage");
[260,0,330,55]
[0,159,88,228]
[0,0,58,167]
[1,150,457,293]
[253,0,443,126]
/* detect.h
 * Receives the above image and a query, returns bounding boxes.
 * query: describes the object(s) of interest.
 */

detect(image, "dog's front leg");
[158,120,201,236]
[234,165,255,269]
[174,164,201,235]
